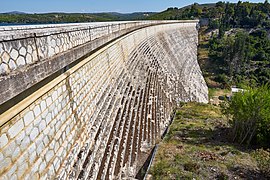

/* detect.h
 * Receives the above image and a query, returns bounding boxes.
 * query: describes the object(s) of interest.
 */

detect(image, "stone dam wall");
[0,20,184,105]
[0,21,208,179]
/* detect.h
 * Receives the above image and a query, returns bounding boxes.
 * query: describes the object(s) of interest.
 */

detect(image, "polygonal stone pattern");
[0,63,9,75]
[2,51,10,64]
[16,56,26,67]
[36,36,49,60]
[0,22,207,179]
[0,80,68,178]
[25,54,33,64]
[8,59,17,70]
[0,21,162,76]
[0,38,38,75]
[10,49,19,60]
[19,47,27,57]
[26,41,38,64]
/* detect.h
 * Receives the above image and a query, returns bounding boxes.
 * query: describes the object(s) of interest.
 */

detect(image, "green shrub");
[222,85,270,147]
[214,73,228,84]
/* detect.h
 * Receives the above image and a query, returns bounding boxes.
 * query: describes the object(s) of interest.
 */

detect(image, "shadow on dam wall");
[0,21,208,179]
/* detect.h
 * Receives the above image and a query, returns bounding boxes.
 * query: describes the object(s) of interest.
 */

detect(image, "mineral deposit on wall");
[0,21,208,179]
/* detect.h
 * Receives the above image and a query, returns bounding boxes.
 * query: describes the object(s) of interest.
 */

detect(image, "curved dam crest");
[0,21,208,179]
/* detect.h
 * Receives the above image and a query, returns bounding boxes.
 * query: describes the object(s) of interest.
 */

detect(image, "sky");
[0,0,265,14]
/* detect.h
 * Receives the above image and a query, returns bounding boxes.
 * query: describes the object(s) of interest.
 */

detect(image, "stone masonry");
[0,21,208,179]
[0,20,189,105]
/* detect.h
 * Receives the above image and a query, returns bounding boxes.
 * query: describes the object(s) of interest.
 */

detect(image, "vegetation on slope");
[0,13,114,24]
[148,1,270,27]
[208,28,270,88]
[0,12,155,24]
[205,1,270,88]
[149,102,270,179]
[147,3,216,20]
[149,1,270,87]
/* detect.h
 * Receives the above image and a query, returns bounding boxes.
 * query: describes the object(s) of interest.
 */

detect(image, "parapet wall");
[0,22,208,179]
[0,21,149,73]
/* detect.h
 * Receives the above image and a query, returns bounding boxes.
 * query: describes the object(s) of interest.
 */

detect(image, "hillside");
[148,1,270,88]
[147,3,215,20]
[0,12,155,24]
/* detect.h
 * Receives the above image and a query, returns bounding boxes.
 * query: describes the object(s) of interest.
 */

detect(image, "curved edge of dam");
[0,22,208,179]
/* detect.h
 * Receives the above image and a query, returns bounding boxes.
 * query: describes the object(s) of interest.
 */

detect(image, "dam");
[0,21,208,179]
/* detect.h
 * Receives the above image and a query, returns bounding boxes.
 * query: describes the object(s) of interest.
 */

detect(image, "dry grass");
[149,102,268,180]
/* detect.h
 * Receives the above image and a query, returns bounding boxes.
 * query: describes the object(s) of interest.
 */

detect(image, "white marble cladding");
[0,20,190,76]
[0,22,208,179]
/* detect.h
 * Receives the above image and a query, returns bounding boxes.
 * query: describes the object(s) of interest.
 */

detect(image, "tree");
[223,85,270,147]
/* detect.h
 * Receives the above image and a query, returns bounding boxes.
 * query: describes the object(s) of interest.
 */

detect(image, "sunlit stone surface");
[0,21,208,179]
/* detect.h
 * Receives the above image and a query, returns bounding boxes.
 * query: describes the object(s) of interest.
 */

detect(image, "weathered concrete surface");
[0,21,208,179]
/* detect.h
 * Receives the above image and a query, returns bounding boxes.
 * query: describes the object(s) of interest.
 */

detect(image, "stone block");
[2,51,10,64]
[6,164,17,179]
[46,97,53,107]
[25,54,33,64]
[0,134,8,149]
[8,120,24,139]
[53,142,60,153]
[33,105,41,117]
[36,142,45,155]
[8,60,16,70]
[29,127,39,141]
[45,113,52,125]
[20,136,31,151]
[28,142,37,154]
[27,45,33,54]
[25,123,34,136]
[38,120,47,132]
[40,100,47,112]
[52,91,58,101]
[0,157,11,174]
[53,158,61,172]
[11,146,21,161]
[19,47,27,57]
[45,150,54,163]
[29,151,37,164]
[38,161,46,172]
[16,56,26,66]
[0,63,9,74]
[31,158,42,174]
[41,109,49,120]
[10,49,19,60]
[17,160,28,178]
[23,111,34,126]
[42,135,49,145]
